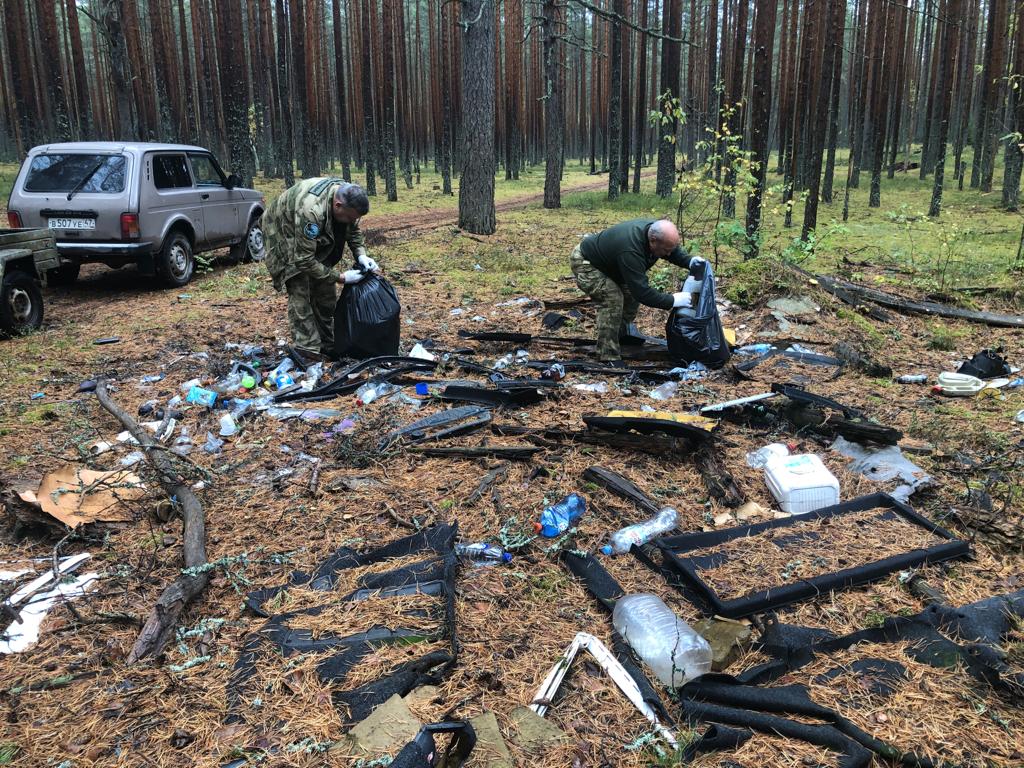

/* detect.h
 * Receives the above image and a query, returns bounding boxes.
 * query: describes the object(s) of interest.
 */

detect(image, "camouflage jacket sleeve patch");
[303,222,320,239]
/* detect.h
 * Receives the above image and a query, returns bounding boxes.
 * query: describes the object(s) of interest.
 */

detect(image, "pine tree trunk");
[723,0,748,218]
[972,0,1007,190]
[821,19,843,204]
[439,0,453,195]
[458,0,496,233]
[542,0,563,208]
[656,0,682,196]
[704,0,719,174]
[847,0,867,188]
[34,0,71,140]
[214,0,251,183]
[868,0,894,208]
[928,0,964,216]
[618,0,632,194]
[1001,0,1024,210]
[979,0,1008,191]
[358,0,377,194]
[802,0,840,239]
[331,0,352,180]
[745,0,778,259]
[275,0,295,185]
[381,0,399,200]
[65,0,92,137]
[607,0,624,200]
[632,0,650,193]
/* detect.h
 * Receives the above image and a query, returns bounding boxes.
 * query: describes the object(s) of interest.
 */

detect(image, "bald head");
[648,219,681,258]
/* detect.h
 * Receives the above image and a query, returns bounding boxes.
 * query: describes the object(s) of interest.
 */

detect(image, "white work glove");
[689,255,706,269]
[340,269,365,284]
[672,291,692,308]
[357,254,379,273]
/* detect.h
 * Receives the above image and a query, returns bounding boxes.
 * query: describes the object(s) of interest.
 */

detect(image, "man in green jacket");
[570,218,703,362]
[263,178,378,364]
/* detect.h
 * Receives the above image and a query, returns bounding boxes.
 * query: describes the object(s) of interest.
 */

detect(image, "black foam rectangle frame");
[654,493,970,618]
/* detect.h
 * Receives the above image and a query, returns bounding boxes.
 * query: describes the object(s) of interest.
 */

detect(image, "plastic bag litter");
[831,436,932,501]
[665,262,731,368]
[334,275,401,360]
[574,382,609,394]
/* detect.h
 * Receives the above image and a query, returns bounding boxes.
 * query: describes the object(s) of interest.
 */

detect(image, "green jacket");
[263,177,367,290]
[579,218,693,310]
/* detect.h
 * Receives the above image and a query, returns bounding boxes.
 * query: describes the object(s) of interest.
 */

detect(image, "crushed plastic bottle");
[896,374,929,384]
[514,349,530,364]
[493,354,515,371]
[140,374,165,384]
[734,343,774,356]
[573,382,609,394]
[647,381,679,401]
[454,542,513,565]
[1016,409,1024,423]
[298,363,323,391]
[534,493,587,537]
[211,372,244,394]
[745,442,791,469]
[604,507,679,555]
[355,381,401,405]
[185,386,218,408]
[179,377,202,393]
[612,593,712,687]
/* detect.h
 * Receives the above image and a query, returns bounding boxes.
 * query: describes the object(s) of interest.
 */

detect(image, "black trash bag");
[334,274,401,359]
[665,261,731,368]
[957,348,1011,379]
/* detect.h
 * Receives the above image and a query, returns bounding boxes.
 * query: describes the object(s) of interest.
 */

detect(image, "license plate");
[48,217,96,230]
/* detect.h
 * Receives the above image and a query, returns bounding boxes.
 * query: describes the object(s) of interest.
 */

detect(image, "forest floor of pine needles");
[0,163,1022,767]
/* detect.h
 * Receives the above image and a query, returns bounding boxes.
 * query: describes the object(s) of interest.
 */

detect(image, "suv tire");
[47,262,81,286]
[0,270,44,336]
[158,231,195,287]
[226,216,266,265]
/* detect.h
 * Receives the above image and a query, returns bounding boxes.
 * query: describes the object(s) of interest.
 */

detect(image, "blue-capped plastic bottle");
[533,493,587,537]
[454,542,513,565]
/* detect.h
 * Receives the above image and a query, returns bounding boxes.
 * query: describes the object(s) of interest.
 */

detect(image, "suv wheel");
[158,231,195,287]
[226,217,266,265]
[0,270,44,336]
[47,262,81,286]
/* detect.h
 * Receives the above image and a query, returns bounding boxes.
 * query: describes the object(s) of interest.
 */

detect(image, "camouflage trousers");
[285,272,337,354]
[570,243,638,361]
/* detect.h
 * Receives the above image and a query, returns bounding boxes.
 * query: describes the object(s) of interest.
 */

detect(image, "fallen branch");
[696,443,746,508]
[94,380,209,663]
[800,268,1024,328]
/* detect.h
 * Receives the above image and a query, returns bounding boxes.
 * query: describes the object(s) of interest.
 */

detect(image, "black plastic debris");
[390,721,477,768]
[652,493,969,618]
[276,356,437,403]
[228,525,458,727]
[383,406,492,449]
[734,347,846,374]
[582,413,718,443]
[439,383,546,408]
[581,466,662,514]
[772,383,903,445]
[408,445,542,461]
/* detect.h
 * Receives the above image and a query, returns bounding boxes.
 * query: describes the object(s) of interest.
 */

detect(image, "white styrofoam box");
[764,453,840,515]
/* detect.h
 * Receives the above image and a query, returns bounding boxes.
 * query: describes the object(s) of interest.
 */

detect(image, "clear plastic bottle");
[896,374,928,384]
[454,542,513,565]
[745,442,790,469]
[647,381,679,401]
[606,507,679,555]
[533,493,587,537]
[355,381,400,405]
[612,593,712,688]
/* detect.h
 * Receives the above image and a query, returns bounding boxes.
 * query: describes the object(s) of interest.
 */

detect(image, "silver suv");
[6,142,266,287]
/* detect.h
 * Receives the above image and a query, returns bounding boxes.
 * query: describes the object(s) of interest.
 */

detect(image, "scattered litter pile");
[1,274,1023,768]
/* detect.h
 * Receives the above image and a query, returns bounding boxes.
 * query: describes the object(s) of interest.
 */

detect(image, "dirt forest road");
[361,170,656,245]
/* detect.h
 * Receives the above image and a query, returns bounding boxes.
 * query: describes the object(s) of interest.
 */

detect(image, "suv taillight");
[8,211,22,228]
[120,212,140,240]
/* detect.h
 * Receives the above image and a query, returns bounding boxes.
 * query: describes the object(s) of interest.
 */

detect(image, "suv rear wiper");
[66,158,106,201]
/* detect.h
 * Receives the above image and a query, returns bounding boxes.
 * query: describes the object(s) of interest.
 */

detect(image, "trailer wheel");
[0,270,44,336]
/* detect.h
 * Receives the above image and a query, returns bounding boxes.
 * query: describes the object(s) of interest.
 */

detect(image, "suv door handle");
[201,193,210,200]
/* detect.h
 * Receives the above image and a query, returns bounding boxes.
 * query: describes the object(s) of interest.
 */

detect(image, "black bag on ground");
[957,348,1011,379]
[334,274,401,359]
[666,262,731,368]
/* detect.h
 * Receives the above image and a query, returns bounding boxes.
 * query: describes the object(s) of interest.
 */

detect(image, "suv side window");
[189,154,226,187]
[153,154,193,189]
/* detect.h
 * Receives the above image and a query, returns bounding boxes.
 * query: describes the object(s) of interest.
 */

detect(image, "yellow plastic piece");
[605,410,719,432]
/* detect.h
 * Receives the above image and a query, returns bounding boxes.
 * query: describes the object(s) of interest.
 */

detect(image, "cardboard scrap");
[17,465,144,528]
[508,705,568,752]
[469,711,514,768]
[333,693,422,756]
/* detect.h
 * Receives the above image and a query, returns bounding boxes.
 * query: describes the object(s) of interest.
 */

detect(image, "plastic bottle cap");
[532,522,543,534]
[501,552,513,563]
[600,545,613,556]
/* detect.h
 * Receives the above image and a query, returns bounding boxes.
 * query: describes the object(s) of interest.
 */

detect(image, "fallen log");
[95,381,209,663]
[802,269,1024,328]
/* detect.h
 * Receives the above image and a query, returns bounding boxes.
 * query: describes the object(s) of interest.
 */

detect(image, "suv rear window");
[23,153,127,193]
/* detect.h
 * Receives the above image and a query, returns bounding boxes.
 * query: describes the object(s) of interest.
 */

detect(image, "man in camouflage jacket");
[263,179,377,362]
